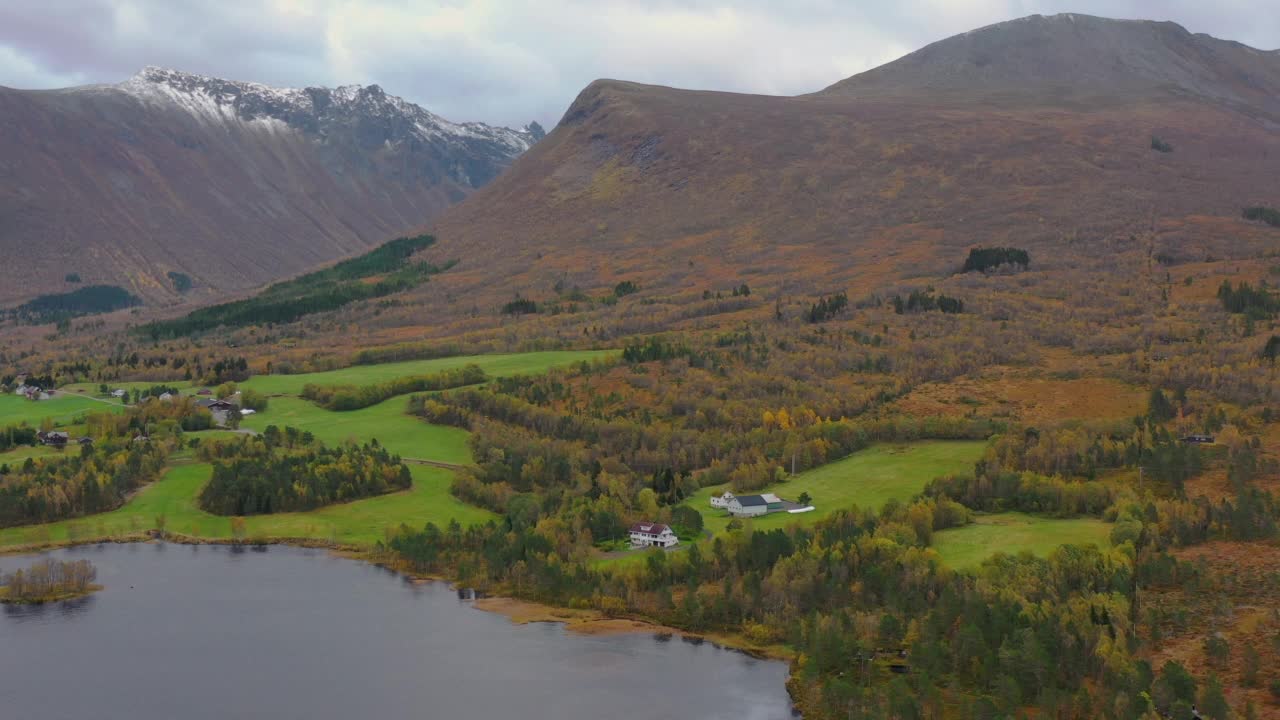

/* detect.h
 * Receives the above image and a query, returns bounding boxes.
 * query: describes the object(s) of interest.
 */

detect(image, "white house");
[710,491,735,509]
[111,389,126,398]
[159,392,174,402]
[629,522,679,548]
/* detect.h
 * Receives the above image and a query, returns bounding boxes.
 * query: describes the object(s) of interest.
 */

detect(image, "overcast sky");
[2,1,1277,129]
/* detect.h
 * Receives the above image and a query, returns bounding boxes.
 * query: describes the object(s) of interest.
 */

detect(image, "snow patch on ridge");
[117,67,537,153]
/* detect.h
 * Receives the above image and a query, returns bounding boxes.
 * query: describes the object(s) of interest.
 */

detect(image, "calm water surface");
[0,543,795,720]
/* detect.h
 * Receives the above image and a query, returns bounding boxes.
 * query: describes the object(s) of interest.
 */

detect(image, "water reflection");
[0,544,797,720]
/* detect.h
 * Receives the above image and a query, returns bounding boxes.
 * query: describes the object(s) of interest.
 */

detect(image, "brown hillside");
[420,14,1280,313]
[0,69,540,306]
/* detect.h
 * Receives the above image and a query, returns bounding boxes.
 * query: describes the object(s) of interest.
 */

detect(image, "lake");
[0,543,796,719]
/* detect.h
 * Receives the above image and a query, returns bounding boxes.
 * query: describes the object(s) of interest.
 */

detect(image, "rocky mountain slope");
[417,14,1279,317]
[0,68,542,305]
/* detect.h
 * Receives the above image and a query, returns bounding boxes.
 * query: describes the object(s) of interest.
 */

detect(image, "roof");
[629,522,672,535]
[197,398,234,408]
[734,495,768,507]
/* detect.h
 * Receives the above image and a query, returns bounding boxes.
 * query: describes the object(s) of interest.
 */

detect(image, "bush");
[501,299,539,315]
[167,271,193,293]
[962,247,1030,273]
[1151,135,1173,153]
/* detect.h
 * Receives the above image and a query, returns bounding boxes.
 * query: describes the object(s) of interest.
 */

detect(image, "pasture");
[931,512,1113,569]
[0,459,494,550]
[240,396,471,465]
[0,392,123,427]
[684,440,986,534]
[239,350,614,396]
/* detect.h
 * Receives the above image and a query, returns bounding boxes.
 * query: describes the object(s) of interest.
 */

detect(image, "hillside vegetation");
[2,13,1280,720]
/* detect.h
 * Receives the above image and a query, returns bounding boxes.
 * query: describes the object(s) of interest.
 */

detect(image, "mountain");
[418,14,1280,316]
[0,68,543,305]
[822,13,1280,114]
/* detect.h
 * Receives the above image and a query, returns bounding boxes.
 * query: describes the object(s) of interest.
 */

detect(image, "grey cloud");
[1,0,1276,129]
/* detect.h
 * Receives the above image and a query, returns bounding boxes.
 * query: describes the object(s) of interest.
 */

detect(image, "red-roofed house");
[629,522,678,548]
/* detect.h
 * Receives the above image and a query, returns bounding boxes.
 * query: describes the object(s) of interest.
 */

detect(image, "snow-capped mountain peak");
[119,66,540,158]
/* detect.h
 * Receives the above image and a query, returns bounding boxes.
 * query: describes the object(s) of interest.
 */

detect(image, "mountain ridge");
[413,13,1280,332]
[820,13,1280,117]
[0,68,541,306]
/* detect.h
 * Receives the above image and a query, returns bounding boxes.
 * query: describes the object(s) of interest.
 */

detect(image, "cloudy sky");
[2,1,1277,129]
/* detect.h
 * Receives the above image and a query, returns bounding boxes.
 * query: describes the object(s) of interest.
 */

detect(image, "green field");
[0,392,123,427]
[241,396,471,464]
[0,350,613,550]
[931,512,1112,569]
[0,458,494,549]
[684,441,986,533]
[0,444,67,464]
[56,351,613,405]
[238,350,614,396]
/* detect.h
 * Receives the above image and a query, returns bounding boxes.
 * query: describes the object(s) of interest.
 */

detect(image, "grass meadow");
[684,440,987,534]
[0,457,494,550]
[931,512,1112,569]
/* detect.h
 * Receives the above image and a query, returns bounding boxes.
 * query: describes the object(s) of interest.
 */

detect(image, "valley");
[3,10,1280,720]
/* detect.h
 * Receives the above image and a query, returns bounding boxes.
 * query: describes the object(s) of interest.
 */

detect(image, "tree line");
[301,364,486,411]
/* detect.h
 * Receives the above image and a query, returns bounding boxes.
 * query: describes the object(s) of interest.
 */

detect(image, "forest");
[0,436,171,527]
[382,464,1276,720]
[141,234,448,337]
[196,427,411,515]
[7,284,140,325]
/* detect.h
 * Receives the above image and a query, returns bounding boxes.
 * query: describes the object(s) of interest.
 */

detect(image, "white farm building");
[712,492,799,517]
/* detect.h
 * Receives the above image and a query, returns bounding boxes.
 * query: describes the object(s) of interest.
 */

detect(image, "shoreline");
[0,583,103,604]
[468,594,794,661]
[0,531,796,663]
